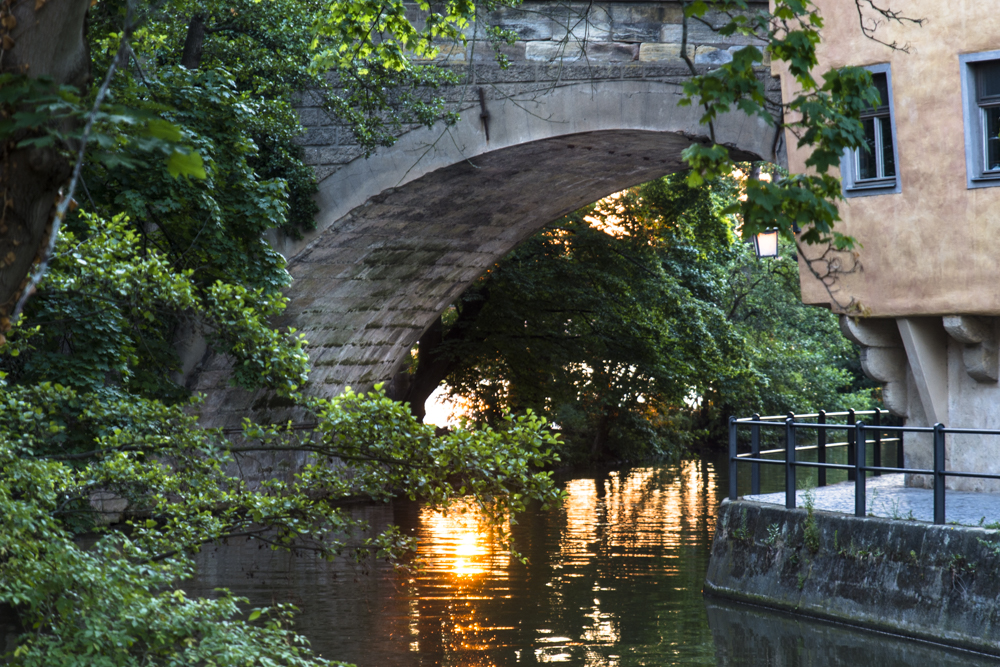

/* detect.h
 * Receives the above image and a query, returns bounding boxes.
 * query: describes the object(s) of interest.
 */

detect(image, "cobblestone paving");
[745,474,1000,526]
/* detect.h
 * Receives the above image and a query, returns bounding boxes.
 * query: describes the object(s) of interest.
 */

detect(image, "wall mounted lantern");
[752,229,780,259]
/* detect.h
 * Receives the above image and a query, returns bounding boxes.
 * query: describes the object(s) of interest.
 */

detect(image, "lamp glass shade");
[752,229,779,258]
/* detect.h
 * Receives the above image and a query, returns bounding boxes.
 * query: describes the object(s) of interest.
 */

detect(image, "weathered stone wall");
[707,499,1000,655]
[295,1,771,185]
[192,2,781,429]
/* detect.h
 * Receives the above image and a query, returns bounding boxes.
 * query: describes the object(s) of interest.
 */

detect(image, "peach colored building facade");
[780,1,1000,488]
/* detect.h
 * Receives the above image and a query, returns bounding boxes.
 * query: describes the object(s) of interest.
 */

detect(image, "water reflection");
[420,500,509,579]
[707,599,999,667]
[181,458,1000,666]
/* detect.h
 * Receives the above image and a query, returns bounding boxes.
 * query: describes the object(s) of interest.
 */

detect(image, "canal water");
[189,457,1000,666]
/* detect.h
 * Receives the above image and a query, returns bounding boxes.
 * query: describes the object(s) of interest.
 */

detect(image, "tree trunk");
[404,316,445,422]
[0,0,90,331]
[402,292,489,421]
[591,409,610,459]
[180,15,205,70]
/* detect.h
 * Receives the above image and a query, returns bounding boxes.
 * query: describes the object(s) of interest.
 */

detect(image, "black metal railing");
[728,409,1000,525]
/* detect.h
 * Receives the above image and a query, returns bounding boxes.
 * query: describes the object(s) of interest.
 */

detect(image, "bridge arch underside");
[196,83,780,428]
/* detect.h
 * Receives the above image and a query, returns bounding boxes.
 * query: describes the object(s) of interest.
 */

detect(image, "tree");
[694,221,877,444]
[1,0,919,328]
[0,214,563,664]
[0,0,510,327]
[405,171,876,461]
[406,174,742,461]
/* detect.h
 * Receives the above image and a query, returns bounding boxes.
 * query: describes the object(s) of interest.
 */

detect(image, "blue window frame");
[841,64,901,198]
[960,51,1000,189]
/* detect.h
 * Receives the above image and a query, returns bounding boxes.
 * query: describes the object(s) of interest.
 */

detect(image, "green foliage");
[433,171,875,460]
[764,522,781,546]
[0,374,561,665]
[680,0,883,251]
[438,174,747,462]
[5,212,308,405]
[802,490,820,554]
[714,227,876,423]
[0,0,891,662]
[0,206,563,662]
[0,73,206,180]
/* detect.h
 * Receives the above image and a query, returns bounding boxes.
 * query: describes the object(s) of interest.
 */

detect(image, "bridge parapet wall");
[295,1,770,185]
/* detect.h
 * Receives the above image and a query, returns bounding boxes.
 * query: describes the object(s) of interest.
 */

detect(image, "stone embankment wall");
[707,499,1000,655]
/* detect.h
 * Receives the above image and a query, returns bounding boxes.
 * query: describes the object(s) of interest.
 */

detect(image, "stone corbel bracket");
[943,316,999,383]
[839,316,908,417]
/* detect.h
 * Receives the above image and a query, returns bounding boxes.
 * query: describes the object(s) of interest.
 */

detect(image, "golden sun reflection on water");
[418,499,510,580]
[401,461,720,666]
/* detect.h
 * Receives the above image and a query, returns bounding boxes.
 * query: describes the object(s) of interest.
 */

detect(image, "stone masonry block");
[638,43,684,64]
[547,12,611,42]
[611,22,662,43]
[860,346,907,384]
[943,315,994,344]
[536,62,623,81]
[468,40,527,62]
[295,126,340,146]
[525,40,586,62]
[839,315,903,348]
[494,18,554,41]
[296,107,337,127]
[694,45,732,65]
[313,165,338,183]
[472,63,539,83]
[302,145,364,166]
[584,42,640,62]
[659,23,766,47]
[604,3,684,25]
[414,43,467,63]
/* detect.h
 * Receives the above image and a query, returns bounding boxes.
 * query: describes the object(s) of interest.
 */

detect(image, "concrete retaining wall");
[706,499,1000,655]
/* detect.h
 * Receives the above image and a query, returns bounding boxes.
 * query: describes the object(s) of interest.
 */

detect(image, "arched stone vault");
[193,78,782,429]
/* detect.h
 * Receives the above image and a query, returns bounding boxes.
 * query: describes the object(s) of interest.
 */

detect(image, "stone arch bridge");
[193,0,783,428]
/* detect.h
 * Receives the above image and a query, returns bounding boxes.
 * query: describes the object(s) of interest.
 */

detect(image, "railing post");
[873,408,882,477]
[847,408,857,482]
[785,415,796,509]
[751,413,761,495]
[855,421,866,517]
[817,410,827,487]
[934,423,946,525]
[898,429,905,471]
[729,416,738,501]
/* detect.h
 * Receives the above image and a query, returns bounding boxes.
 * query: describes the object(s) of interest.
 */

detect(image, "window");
[961,51,1000,189]
[980,63,1000,172]
[841,64,901,198]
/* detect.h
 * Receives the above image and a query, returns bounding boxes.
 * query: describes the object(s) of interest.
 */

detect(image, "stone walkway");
[745,474,1000,526]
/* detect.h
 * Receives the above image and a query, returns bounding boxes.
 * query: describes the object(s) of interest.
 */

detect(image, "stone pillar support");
[943,315,999,383]
[896,318,949,426]
[839,316,908,417]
